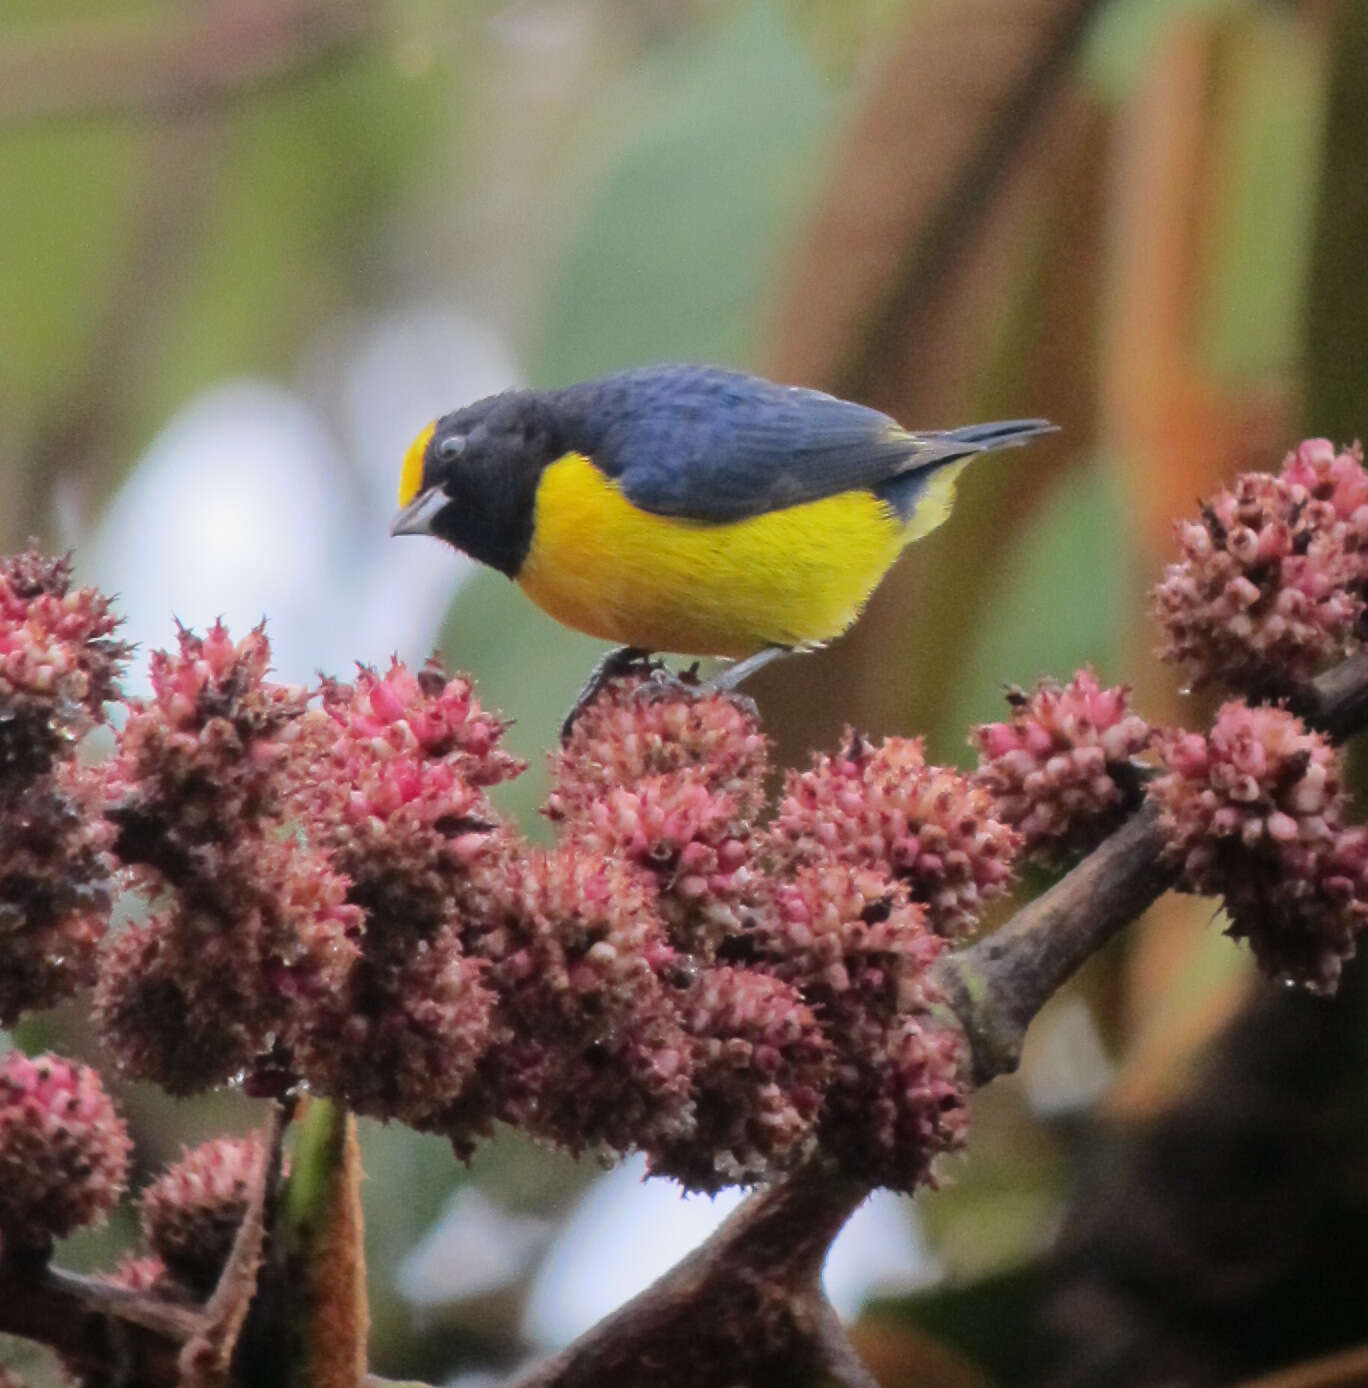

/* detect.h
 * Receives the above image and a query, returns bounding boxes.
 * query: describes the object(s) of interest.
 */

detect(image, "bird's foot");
[560,646,663,743]
[698,645,793,695]
[561,646,793,744]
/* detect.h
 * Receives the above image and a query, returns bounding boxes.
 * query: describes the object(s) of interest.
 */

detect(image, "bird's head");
[390,389,561,577]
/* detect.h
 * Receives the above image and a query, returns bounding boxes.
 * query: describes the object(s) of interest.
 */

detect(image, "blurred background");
[4,1,1367,1384]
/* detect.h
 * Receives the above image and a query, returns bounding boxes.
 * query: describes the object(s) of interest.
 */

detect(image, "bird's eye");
[435,434,465,463]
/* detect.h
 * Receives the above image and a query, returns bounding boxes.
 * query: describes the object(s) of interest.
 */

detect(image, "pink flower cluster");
[0,760,112,1026]
[0,546,127,777]
[1151,702,1365,991]
[96,622,360,1093]
[1153,440,1368,689]
[461,845,695,1163]
[1282,437,1368,532]
[443,679,834,1188]
[547,675,768,958]
[0,556,1011,1197]
[774,734,1018,940]
[0,549,126,1024]
[137,1135,272,1297]
[0,1051,129,1251]
[427,675,982,1192]
[973,669,1153,862]
[281,660,522,1128]
[1139,439,1368,988]
[660,965,829,1189]
[760,861,964,1187]
[295,660,523,935]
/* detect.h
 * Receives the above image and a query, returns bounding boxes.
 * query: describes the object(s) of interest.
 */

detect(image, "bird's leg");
[560,646,662,742]
[702,645,794,694]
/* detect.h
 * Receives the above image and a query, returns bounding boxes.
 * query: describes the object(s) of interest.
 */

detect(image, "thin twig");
[178,1099,291,1386]
[0,1258,197,1383]
[1291,648,1368,741]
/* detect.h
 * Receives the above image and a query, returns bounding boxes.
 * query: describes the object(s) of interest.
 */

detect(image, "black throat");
[432,459,540,578]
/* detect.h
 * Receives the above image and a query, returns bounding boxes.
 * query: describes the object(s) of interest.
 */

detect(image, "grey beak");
[390,488,448,538]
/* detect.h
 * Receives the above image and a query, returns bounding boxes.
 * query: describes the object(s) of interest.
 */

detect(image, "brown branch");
[509,1165,872,1388]
[0,0,382,128]
[1237,1342,1368,1388]
[935,798,1176,1085]
[936,649,1368,1085]
[0,1258,199,1383]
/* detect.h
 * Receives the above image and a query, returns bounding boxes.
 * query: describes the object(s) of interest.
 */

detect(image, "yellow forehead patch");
[398,420,437,507]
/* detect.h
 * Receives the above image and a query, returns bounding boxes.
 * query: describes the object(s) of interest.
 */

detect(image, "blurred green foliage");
[0,124,139,416]
[1198,11,1326,384]
[147,57,445,424]
[537,4,837,380]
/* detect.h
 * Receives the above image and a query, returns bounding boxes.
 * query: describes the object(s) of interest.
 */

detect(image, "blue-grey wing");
[552,365,1050,522]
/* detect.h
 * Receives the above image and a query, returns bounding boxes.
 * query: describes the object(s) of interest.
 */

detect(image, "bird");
[390,363,1054,714]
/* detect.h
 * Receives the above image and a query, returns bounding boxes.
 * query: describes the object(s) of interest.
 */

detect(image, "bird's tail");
[928,418,1057,458]
[882,418,1056,530]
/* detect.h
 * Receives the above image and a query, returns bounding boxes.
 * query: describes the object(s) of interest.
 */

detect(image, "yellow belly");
[516,453,913,657]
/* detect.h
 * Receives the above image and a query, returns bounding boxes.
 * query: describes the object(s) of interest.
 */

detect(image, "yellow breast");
[516,453,910,658]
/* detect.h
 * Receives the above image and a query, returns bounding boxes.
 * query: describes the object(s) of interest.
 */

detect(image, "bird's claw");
[560,646,785,745]
[560,646,662,743]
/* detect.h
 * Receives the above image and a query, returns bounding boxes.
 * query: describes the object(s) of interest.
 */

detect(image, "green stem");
[280,1098,368,1388]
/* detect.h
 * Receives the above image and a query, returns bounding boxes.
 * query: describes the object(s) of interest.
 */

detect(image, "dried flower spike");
[819,1012,969,1191]
[290,926,496,1128]
[652,966,829,1191]
[973,668,1152,862]
[0,760,113,1025]
[0,549,125,1025]
[760,862,967,1191]
[548,673,769,821]
[97,623,360,1093]
[106,621,307,871]
[454,846,693,1160]
[96,839,359,1095]
[1280,437,1368,537]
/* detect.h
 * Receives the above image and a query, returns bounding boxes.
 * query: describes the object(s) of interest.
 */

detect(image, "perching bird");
[391,363,1053,698]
